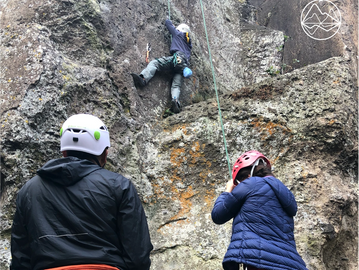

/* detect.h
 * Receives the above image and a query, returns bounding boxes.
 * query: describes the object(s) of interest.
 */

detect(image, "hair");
[66,150,100,164]
[235,160,274,183]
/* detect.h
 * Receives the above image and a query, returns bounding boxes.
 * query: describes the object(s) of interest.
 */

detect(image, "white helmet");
[60,114,110,156]
[176,23,190,33]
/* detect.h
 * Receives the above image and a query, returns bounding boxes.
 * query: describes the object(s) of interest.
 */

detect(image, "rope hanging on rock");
[199,0,232,179]
[167,0,232,179]
[167,0,171,20]
[168,0,172,42]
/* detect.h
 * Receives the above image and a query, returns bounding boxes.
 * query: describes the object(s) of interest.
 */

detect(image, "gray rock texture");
[0,0,357,269]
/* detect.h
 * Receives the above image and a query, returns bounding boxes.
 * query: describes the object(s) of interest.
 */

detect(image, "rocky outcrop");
[140,57,358,270]
[248,0,358,78]
[0,0,357,269]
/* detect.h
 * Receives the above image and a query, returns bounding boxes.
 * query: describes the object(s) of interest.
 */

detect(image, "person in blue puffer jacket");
[211,150,307,270]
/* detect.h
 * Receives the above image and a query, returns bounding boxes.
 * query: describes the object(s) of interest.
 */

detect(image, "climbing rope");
[167,0,232,179]
[167,0,172,42]
[167,0,171,20]
[199,0,232,179]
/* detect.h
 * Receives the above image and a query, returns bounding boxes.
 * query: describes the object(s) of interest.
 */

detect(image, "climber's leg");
[170,72,183,113]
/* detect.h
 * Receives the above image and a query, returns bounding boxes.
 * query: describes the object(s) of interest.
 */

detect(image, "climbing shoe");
[131,73,146,87]
[170,98,181,114]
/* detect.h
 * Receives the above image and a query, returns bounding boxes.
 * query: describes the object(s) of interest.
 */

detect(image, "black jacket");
[11,157,153,270]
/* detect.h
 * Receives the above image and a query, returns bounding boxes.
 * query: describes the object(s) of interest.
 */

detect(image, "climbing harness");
[173,52,182,65]
[173,52,189,74]
[199,0,232,179]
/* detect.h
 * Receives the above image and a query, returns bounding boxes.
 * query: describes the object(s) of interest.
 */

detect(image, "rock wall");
[0,0,357,269]
[248,0,358,78]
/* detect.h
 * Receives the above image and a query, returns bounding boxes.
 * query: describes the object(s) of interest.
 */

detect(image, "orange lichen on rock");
[251,117,291,140]
[151,178,168,203]
[170,185,198,221]
[328,119,336,125]
[164,124,188,135]
[170,147,186,167]
[204,189,216,211]
[189,141,205,166]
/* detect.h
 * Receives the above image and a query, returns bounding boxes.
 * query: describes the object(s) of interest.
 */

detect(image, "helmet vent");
[100,125,108,131]
[71,129,87,134]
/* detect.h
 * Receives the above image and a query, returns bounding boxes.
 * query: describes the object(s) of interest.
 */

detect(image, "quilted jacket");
[211,176,307,270]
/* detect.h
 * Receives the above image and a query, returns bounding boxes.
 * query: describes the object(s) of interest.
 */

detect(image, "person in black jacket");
[10,114,153,270]
[131,19,193,114]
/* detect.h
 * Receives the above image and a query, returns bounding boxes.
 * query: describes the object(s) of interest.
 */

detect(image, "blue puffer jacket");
[211,176,307,270]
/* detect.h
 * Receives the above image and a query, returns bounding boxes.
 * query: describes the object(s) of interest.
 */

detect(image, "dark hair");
[235,160,274,183]
[66,150,99,162]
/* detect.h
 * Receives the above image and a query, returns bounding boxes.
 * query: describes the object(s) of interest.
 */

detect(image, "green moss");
[305,236,322,256]
[72,0,110,65]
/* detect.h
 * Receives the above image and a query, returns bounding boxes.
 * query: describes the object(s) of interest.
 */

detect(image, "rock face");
[248,0,358,76]
[0,0,357,269]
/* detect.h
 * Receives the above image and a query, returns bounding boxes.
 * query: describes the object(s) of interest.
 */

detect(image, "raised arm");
[165,19,178,35]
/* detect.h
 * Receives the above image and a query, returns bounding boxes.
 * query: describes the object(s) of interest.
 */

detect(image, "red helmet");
[232,150,271,184]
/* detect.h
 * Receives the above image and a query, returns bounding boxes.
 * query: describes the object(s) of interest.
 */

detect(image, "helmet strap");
[250,158,266,177]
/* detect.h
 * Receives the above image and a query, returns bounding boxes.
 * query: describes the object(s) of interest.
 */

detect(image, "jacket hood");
[37,157,101,186]
[263,176,297,216]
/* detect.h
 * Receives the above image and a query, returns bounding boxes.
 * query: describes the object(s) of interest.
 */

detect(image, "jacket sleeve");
[10,195,31,270]
[165,19,178,36]
[211,181,250,224]
[116,179,153,270]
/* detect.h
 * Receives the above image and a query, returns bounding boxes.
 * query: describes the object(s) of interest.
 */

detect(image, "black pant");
[223,261,239,270]
[223,262,264,270]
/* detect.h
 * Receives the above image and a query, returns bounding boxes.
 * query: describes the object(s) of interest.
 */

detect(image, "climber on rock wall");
[211,150,308,270]
[131,18,193,114]
[10,114,153,270]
